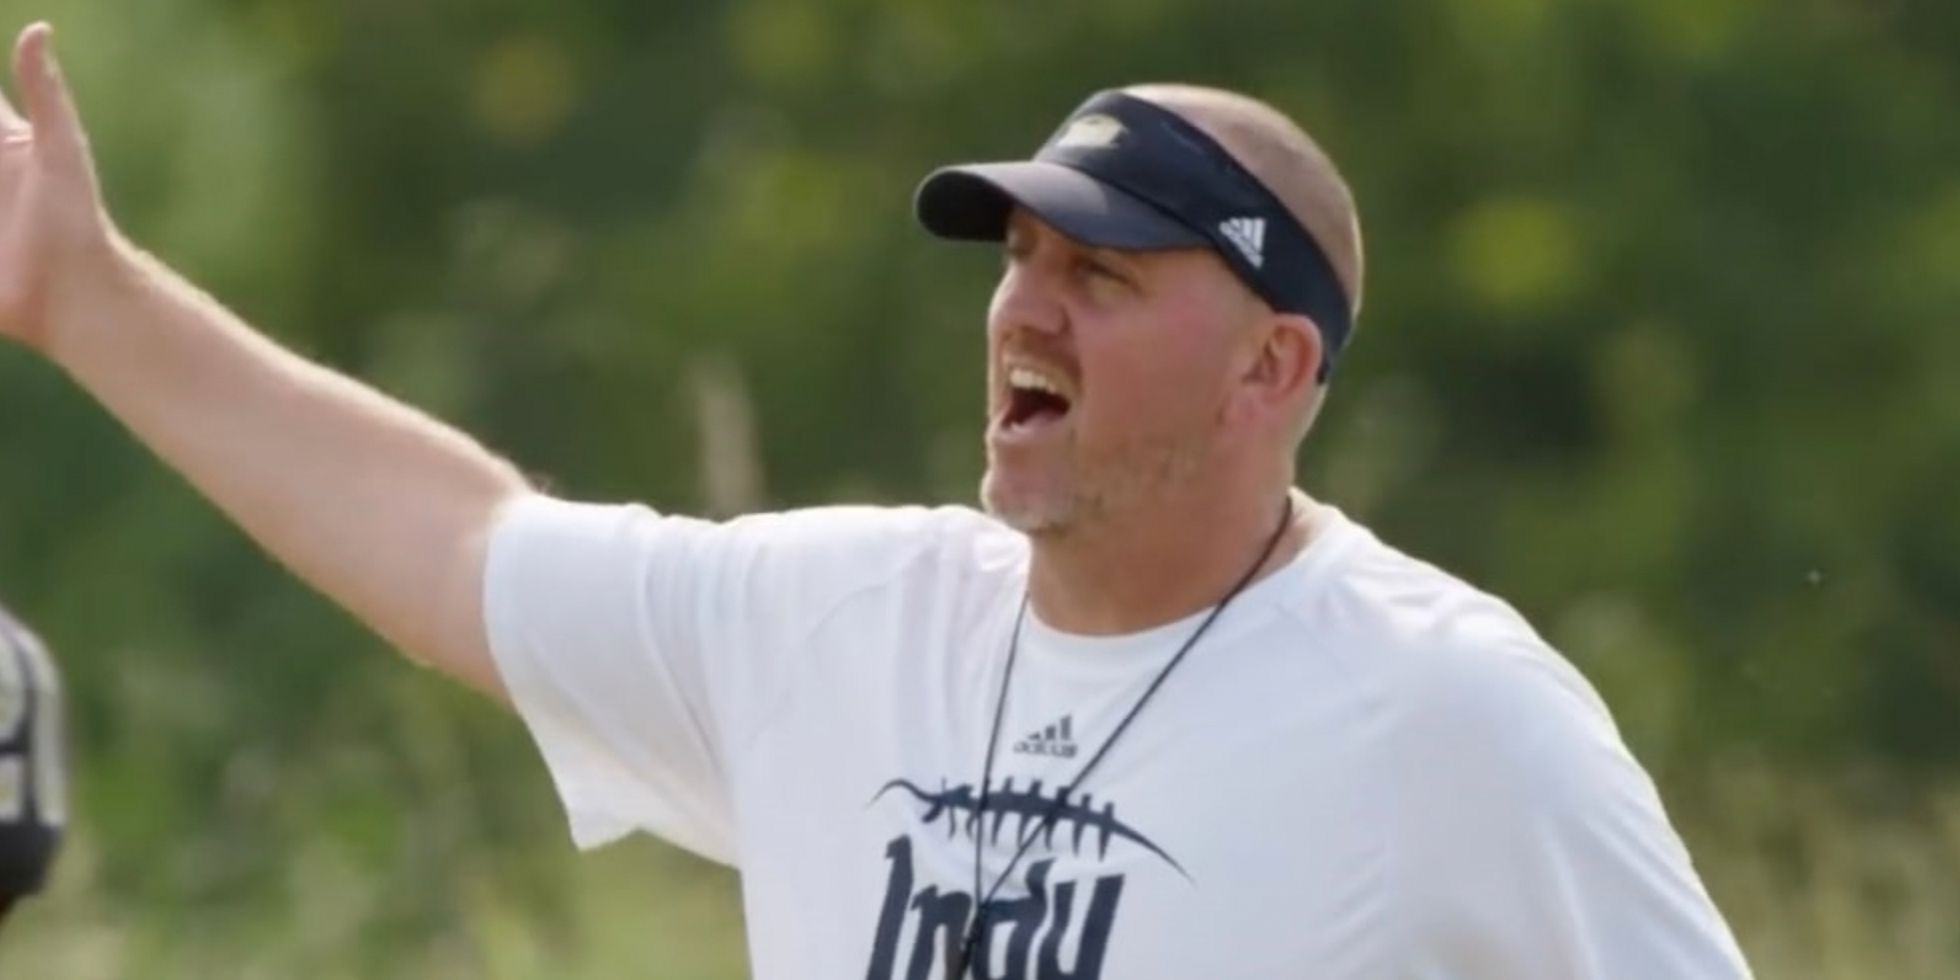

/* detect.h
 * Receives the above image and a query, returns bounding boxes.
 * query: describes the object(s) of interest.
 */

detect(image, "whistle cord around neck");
[954,495,1295,975]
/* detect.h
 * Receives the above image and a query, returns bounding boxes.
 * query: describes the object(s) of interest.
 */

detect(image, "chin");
[979,469,1077,535]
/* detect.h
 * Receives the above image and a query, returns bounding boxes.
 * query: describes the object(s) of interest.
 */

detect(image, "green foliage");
[0,0,1954,973]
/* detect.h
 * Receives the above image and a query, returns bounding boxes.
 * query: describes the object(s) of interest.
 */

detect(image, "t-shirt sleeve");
[1388,620,1753,979]
[481,493,957,863]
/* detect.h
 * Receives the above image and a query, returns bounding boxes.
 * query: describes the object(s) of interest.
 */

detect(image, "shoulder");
[713,502,1011,555]
[1282,512,1622,785]
[1281,513,1550,659]
[1307,524,1749,975]
[504,495,1017,574]
[694,502,1022,588]
[500,496,1025,624]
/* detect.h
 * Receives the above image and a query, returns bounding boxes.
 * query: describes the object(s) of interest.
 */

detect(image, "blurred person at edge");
[0,20,1750,978]
[0,600,65,925]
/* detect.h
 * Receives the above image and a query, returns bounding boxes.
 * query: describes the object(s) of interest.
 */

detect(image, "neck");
[1026,480,1314,635]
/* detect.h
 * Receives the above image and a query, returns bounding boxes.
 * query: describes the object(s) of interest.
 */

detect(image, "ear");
[1237,312,1322,420]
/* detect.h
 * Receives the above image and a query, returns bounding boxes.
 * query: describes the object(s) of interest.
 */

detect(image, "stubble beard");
[981,424,1213,539]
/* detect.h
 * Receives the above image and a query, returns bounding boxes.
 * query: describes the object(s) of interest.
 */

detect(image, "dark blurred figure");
[0,601,64,923]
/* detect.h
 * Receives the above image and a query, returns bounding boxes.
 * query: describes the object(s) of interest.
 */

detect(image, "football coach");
[0,21,1751,978]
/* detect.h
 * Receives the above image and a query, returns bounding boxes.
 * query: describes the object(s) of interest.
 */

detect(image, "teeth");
[1006,365,1069,400]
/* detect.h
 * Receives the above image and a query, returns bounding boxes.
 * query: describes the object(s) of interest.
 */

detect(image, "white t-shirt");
[483,494,1752,979]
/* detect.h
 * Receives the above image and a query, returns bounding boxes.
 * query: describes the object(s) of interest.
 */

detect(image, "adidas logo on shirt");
[1219,215,1267,268]
[1013,714,1079,759]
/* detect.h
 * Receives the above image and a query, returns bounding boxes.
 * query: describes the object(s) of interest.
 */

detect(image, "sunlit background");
[1,0,1956,976]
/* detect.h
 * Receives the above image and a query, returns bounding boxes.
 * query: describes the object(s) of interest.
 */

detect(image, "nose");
[987,253,1067,345]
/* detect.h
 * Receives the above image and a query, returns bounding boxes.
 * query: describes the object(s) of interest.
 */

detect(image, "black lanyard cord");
[955,494,1295,975]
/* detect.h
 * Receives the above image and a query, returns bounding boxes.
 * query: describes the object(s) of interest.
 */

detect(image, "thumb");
[14,23,92,172]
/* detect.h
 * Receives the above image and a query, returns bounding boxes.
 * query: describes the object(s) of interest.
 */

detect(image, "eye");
[1077,256,1127,285]
[1001,237,1032,269]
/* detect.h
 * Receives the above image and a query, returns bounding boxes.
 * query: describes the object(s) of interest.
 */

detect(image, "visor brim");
[914,161,1209,250]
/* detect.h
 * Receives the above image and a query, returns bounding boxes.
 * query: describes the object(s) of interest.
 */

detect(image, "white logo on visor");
[1220,216,1267,268]
[1055,114,1125,149]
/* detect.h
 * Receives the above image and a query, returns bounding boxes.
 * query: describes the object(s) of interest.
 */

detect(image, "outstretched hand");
[0,23,524,706]
[0,22,113,354]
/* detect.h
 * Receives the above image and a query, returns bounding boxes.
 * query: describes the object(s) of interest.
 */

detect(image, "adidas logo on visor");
[1219,216,1267,268]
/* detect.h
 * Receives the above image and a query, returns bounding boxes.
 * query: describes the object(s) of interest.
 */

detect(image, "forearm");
[48,237,529,700]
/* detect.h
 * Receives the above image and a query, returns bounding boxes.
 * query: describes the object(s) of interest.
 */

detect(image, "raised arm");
[0,23,530,702]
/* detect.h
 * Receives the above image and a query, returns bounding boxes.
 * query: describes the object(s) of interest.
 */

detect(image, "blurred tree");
[0,0,1953,974]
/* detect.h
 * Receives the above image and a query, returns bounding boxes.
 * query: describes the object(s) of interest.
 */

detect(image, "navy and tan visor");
[915,89,1354,380]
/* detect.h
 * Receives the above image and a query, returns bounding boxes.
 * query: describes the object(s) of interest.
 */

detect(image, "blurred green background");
[1,0,1956,975]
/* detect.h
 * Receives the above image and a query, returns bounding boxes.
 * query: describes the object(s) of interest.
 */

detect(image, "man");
[0,19,1751,978]
[0,600,65,924]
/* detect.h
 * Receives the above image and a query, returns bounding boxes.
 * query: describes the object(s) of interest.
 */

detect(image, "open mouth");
[1002,366,1075,431]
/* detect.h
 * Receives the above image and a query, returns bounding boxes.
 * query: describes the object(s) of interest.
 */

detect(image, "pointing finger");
[13,22,89,169]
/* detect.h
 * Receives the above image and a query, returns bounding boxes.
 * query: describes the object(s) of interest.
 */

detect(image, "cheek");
[1081,321,1220,430]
